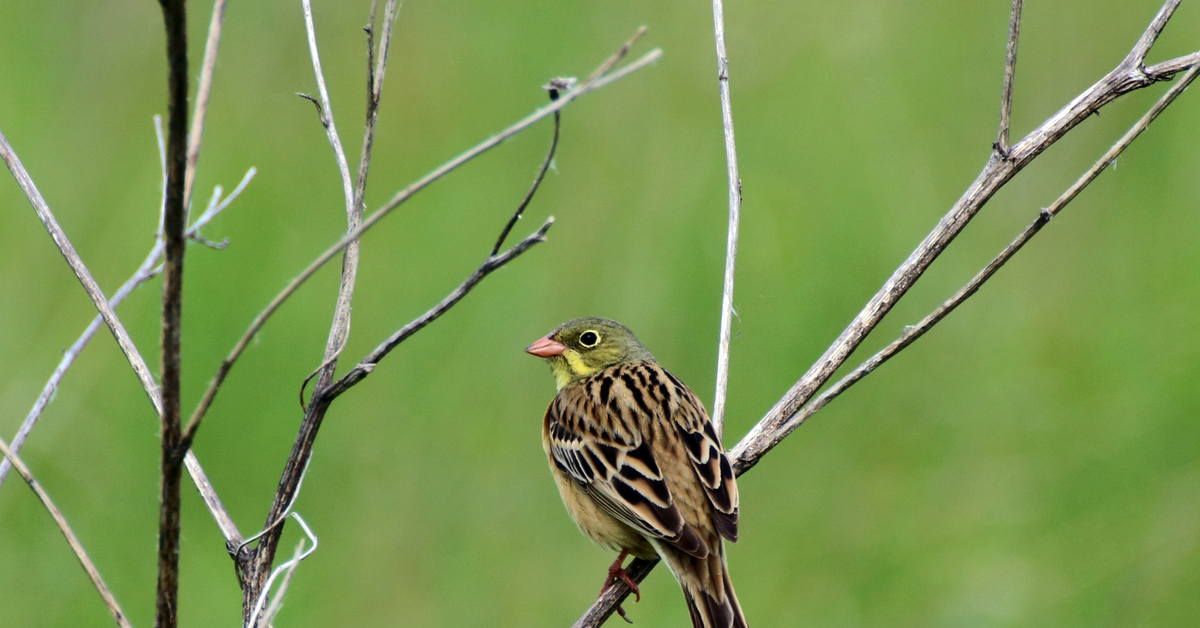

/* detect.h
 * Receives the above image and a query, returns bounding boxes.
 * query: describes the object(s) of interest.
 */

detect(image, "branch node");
[992,141,1013,161]
[297,93,325,120]
[543,77,577,101]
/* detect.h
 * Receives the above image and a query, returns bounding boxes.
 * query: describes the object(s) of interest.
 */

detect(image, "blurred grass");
[2,1,1199,626]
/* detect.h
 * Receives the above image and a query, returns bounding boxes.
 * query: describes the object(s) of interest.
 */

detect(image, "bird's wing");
[655,365,740,543]
[546,366,708,558]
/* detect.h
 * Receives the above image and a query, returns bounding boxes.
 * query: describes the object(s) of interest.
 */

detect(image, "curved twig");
[710,0,743,437]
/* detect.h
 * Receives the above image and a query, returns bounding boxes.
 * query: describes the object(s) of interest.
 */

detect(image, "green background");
[2,1,1199,626]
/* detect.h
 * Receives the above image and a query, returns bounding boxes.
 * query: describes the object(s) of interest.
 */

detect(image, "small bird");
[526,317,747,628]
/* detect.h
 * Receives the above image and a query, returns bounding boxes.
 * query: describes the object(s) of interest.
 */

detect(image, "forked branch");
[234,26,659,624]
[573,2,1198,624]
[731,0,1193,476]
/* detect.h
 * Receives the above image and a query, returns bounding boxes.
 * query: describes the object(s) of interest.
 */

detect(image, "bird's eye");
[579,330,600,347]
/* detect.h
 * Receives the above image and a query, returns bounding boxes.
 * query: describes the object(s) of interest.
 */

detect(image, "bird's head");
[525,317,655,389]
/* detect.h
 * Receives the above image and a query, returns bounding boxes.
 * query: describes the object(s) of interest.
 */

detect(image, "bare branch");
[302,0,357,217]
[1126,0,1180,66]
[4,0,239,558]
[572,4,1198,623]
[1145,51,1200,79]
[185,38,662,448]
[571,557,657,628]
[0,436,133,628]
[0,129,161,414]
[0,129,260,547]
[710,0,742,437]
[493,99,561,256]
[782,61,1200,444]
[995,0,1023,157]
[259,537,309,628]
[154,0,190,624]
[325,216,555,401]
[237,21,657,622]
[355,0,400,213]
[584,26,647,85]
[729,0,1196,477]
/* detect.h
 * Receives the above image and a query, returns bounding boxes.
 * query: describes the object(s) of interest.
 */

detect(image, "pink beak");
[525,334,566,358]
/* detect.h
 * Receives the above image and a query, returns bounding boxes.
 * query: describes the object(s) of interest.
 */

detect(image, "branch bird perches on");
[572,1,1200,625]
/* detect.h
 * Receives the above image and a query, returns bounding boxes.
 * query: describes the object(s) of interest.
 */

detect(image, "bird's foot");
[601,551,641,601]
[600,550,640,623]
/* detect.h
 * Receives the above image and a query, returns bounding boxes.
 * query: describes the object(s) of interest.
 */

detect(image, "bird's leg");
[600,550,640,623]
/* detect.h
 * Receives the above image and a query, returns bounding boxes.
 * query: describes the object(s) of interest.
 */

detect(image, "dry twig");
[995,0,1023,157]
[710,0,743,437]
[183,0,229,212]
[0,437,133,628]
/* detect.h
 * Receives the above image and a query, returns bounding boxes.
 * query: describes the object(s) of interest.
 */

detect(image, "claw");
[600,550,641,623]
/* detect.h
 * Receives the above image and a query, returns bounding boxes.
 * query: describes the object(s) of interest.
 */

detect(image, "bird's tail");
[659,542,748,628]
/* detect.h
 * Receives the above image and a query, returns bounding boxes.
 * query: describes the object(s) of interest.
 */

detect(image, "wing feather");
[545,371,709,557]
[660,368,741,543]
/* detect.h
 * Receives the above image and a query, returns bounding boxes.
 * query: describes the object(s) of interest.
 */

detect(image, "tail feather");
[658,540,748,628]
[723,565,748,628]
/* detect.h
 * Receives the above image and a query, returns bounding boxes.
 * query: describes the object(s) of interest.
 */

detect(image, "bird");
[526,317,747,628]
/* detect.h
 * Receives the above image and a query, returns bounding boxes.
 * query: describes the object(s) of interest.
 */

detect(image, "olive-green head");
[525,317,655,389]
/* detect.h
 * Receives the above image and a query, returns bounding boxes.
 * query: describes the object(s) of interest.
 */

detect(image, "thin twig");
[302,0,356,217]
[584,26,647,85]
[0,129,161,413]
[710,0,742,437]
[259,537,309,628]
[0,436,133,628]
[3,121,164,491]
[572,3,1198,623]
[248,513,318,628]
[1146,51,1200,78]
[365,0,379,91]
[995,0,1023,157]
[155,0,189,625]
[183,0,229,213]
[782,61,1200,445]
[185,40,662,447]
[251,139,559,605]
[325,217,555,401]
[290,102,558,540]
[492,106,560,256]
[1126,0,1180,66]
[355,0,400,214]
[300,0,362,429]
[571,557,657,628]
